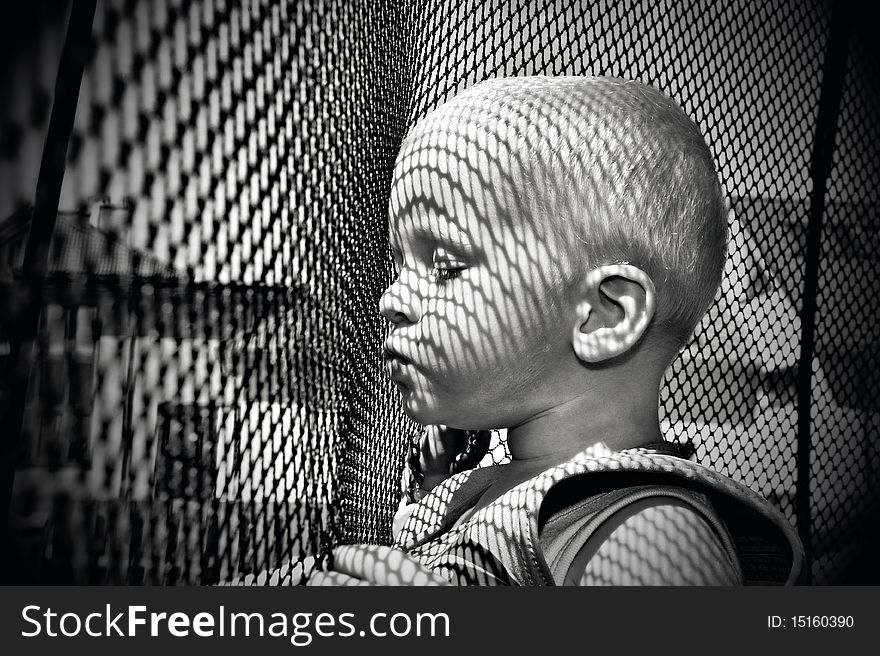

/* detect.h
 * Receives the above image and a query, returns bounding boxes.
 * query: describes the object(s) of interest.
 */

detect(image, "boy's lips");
[382,340,422,377]
[382,336,415,363]
[384,352,419,384]
[383,349,410,363]
[382,346,414,366]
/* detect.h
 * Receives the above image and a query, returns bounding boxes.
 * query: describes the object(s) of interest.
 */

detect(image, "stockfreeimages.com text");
[21,604,450,646]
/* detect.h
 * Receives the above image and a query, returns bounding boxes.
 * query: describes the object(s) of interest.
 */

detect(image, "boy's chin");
[400,398,439,425]
[398,393,482,431]
[398,391,451,426]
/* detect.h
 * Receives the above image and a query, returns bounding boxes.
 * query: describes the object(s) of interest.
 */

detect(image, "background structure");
[0,0,877,584]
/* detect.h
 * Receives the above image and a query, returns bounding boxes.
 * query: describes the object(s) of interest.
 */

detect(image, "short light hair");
[406,76,728,348]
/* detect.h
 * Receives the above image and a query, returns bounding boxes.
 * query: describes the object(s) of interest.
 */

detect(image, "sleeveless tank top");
[393,443,803,586]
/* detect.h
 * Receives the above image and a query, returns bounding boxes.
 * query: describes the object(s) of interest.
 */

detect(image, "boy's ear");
[571,264,657,363]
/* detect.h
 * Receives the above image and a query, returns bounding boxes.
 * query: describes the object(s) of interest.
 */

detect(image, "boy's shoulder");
[567,500,744,585]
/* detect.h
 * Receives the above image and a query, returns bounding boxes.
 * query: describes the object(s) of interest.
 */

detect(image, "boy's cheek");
[440,297,520,357]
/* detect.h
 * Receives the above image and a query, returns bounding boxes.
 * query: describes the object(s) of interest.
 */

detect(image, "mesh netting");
[0,0,877,585]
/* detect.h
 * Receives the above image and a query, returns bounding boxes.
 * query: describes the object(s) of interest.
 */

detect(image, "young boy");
[312,75,803,586]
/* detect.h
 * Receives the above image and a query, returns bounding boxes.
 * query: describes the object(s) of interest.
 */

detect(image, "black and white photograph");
[0,0,877,612]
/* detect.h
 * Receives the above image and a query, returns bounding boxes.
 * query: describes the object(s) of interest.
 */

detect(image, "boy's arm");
[567,502,742,586]
[308,545,450,586]
[222,547,450,586]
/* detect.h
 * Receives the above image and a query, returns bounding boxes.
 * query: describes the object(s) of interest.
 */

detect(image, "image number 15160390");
[768,616,854,629]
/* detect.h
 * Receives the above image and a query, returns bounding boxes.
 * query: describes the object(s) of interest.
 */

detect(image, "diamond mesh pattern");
[0,0,876,584]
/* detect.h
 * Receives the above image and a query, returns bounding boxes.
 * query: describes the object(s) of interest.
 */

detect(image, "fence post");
[796,1,853,585]
[0,0,96,577]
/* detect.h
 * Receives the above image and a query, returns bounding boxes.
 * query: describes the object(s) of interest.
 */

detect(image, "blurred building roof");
[0,204,178,280]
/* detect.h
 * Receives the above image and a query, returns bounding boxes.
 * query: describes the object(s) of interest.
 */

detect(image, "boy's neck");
[503,377,664,467]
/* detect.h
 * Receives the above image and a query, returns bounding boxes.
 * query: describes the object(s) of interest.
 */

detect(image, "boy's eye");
[431,248,468,283]
[431,265,465,282]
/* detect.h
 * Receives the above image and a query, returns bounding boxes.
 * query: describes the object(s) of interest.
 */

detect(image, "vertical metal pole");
[0,0,96,576]
[796,1,853,585]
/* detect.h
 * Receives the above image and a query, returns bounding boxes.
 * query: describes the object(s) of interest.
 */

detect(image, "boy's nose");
[379,273,422,325]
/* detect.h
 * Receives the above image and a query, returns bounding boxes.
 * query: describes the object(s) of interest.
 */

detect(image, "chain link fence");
[0,0,877,584]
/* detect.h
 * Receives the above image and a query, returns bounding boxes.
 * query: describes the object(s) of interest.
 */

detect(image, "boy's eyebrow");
[411,223,475,252]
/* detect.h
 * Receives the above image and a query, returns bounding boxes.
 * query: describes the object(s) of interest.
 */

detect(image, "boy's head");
[381,76,727,429]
